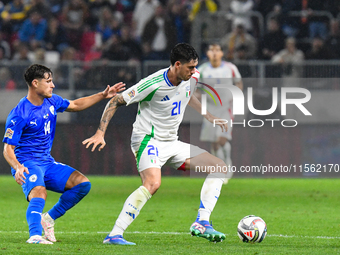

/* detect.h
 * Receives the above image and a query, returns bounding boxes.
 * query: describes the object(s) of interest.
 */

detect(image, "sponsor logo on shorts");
[29,174,38,182]
[4,128,14,139]
[128,90,135,99]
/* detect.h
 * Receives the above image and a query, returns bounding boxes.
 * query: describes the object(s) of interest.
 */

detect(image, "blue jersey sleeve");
[50,94,70,113]
[2,112,26,146]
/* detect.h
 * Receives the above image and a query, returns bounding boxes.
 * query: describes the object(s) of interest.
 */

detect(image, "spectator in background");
[220,22,257,61]
[272,37,304,85]
[119,0,136,24]
[61,0,89,48]
[87,0,124,29]
[272,37,304,64]
[28,0,52,20]
[254,0,282,21]
[305,37,332,60]
[44,17,69,53]
[120,24,142,61]
[18,10,47,51]
[168,0,191,43]
[48,0,66,17]
[52,66,69,89]
[305,0,331,40]
[279,0,302,38]
[12,42,34,61]
[60,46,85,89]
[326,19,340,59]
[11,42,34,88]
[230,0,254,32]
[1,0,30,37]
[141,4,177,60]
[132,0,159,40]
[96,7,122,43]
[33,47,46,64]
[0,67,16,90]
[101,34,130,61]
[0,46,9,62]
[60,46,79,61]
[234,44,249,61]
[189,0,219,21]
[259,17,286,60]
[0,30,11,59]
[189,0,220,53]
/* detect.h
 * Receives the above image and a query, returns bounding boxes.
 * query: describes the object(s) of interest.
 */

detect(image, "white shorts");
[131,132,206,172]
[199,118,232,142]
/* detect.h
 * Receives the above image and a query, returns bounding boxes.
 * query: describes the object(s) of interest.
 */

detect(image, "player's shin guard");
[196,173,224,222]
[109,186,152,236]
[27,197,45,237]
[48,182,91,220]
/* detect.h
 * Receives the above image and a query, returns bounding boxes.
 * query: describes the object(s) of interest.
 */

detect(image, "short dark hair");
[170,43,199,66]
[24,64,53,87]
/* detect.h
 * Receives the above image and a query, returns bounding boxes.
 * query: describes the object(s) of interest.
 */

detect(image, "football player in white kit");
[197,43,243,184]
[83,43,230,245]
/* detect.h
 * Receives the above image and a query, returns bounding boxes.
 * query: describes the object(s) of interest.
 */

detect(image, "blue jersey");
[3,94,70,164]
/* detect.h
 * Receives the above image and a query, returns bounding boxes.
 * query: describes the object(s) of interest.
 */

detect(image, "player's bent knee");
[144,181,161,195]
[28,185,47,201]
[77,181,91,197]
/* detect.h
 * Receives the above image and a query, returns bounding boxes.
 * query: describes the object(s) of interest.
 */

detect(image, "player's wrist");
[96,129,105,136]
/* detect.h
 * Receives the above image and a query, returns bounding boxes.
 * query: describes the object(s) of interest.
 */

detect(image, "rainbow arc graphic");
[197,82,223,106]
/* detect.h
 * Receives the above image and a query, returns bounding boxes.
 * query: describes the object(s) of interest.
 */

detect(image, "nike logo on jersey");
[161,95,170,101]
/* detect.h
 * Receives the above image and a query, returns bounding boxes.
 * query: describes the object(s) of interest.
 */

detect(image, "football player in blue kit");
[2,64,125,244]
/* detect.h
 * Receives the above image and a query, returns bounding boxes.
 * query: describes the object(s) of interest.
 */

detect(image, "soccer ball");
[237,215,267,243]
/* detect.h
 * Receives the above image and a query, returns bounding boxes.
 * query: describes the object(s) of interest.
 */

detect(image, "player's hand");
[82,130,106,152]
[206,113,228,132]
[102,82,126,99]
[15,164,29,185]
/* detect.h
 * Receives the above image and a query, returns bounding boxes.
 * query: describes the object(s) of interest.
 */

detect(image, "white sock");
[197,172,224,222]
[109,186,151,236]
[222,142,233,179]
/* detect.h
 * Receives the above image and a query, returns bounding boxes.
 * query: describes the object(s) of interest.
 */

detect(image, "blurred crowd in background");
[1,0,340,90]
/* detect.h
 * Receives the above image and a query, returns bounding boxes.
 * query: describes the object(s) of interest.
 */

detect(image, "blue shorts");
[11,160,76,201]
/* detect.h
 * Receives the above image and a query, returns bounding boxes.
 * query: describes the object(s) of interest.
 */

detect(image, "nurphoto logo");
[199,82,311,128]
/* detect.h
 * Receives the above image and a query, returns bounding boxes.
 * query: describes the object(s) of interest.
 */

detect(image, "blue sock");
[26,197,45,237]
[48,182,91,220]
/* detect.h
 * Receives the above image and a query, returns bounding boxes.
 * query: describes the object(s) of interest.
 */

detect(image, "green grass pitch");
[0,176,340,254]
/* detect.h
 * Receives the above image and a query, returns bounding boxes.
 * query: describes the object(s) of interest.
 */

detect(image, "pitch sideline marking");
[1,231,340,239]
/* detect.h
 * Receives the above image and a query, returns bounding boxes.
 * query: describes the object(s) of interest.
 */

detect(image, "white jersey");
[198,61,242,142]
[122,68,200,141]
[197,61,242,119]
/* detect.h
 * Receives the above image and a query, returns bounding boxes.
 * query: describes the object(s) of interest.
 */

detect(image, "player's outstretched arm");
[82,94,127,152]
[3,143,29,185]
[188,95,228,132]
[66,82,126,112]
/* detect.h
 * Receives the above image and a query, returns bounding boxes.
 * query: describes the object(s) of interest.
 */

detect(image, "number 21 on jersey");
[171,101,181,116]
